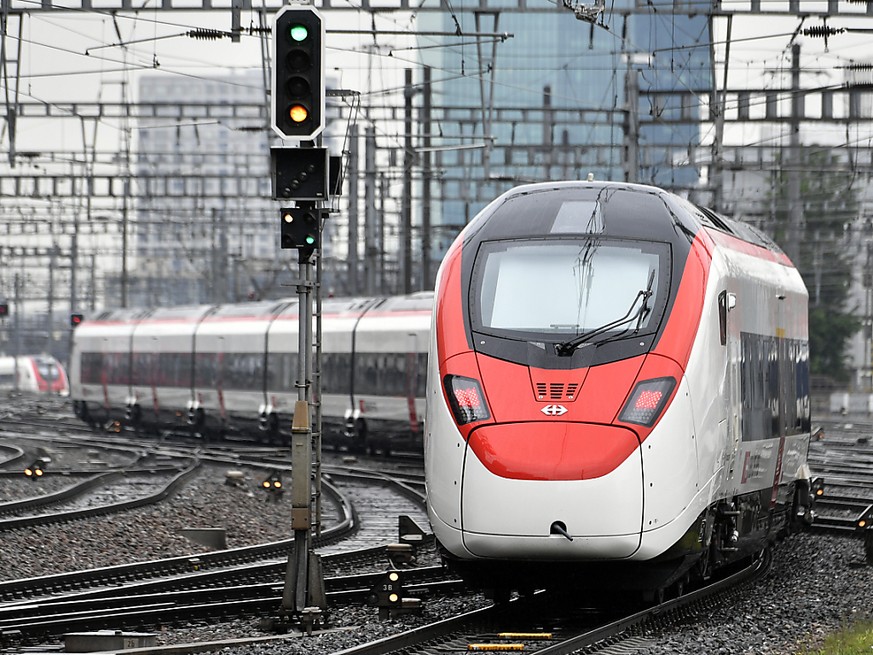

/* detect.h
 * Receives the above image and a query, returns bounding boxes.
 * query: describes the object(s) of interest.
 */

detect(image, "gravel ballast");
[1,398,871,654]
[1,486,871,654]
[145,532,872,655]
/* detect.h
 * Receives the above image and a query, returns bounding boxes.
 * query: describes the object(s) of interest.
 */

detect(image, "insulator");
[845,63,873,72]
[802,25,845,37]
[186,28,226,40]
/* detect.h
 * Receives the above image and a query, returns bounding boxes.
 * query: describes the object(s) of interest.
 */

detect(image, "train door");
[216,336,227,424]
[405,332,421,437]
[769,298,791,509]
[719,290,742,485]
[263,301,299,437]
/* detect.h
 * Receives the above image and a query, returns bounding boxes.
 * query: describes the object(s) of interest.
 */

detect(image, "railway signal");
[24,459,46,481]
[371,571,402,618]
[857,506,873,564]
[279,206,320,260]
[271,146,329,201]
[261,471,283,494]
[0,300,8,318]
[271,5,325,140]
[369,571,421,618]
[70,312,84,327]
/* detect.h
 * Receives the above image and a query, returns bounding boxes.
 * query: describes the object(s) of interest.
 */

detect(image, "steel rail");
[0,567,459,639]
[0,461,201,531]
[328,554,771,655]
[535,553,771,655]
[0,443,26,468]
[0,477,354,602]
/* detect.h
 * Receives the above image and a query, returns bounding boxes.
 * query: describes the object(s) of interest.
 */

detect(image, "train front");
[425,182,710,584]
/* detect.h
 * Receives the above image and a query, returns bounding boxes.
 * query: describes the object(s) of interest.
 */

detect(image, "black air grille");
[535,382,579,400]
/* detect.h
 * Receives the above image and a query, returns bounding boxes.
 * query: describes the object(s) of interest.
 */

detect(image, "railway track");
[0,464,200,529]
[302,552,771,655]
[0,465,439,649]
[0,560,455,642]
[806,421,873,567]
[1,405,440,651]
[3,397,872,655]
[807,423,873,536]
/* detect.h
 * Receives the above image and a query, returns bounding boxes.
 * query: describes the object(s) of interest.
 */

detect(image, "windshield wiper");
[554,269,656,357]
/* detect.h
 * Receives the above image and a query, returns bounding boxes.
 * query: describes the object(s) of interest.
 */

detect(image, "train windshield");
[35,358,61,381]
[472,239,667,341]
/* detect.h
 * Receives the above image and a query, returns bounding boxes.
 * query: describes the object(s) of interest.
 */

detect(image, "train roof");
[88,307,153,322]
[76,293,435,327]
[206,299,297,319]
[468,180,787,257]
[369,292,434,312]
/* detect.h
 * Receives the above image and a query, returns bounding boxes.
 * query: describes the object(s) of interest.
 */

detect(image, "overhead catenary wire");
[4,4,873,285]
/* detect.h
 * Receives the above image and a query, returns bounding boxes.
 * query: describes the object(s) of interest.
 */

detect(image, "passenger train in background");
[0,355,69,395]
[426,180,815,598]
[69,293,432,454]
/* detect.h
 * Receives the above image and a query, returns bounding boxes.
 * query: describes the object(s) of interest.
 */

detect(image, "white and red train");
[0,355,69,395]
[69,294,432,453]
[425,181,814,596]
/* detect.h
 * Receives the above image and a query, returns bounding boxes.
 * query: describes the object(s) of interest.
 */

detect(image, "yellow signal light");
[860,519,868,529]
[273,480,282,489]
[289,104,309,123]
[24,468,33,477]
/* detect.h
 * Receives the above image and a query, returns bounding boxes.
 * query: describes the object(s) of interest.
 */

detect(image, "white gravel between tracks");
[146,532,872,655]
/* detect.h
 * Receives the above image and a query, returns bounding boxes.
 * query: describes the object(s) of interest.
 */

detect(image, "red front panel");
[435,242,471,369]
[651,232,712,367]
[475,353,646,426]
[468,422,640,481]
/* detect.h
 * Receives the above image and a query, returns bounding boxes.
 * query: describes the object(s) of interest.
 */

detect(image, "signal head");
[271,6,325,140]
[279,206,320,260]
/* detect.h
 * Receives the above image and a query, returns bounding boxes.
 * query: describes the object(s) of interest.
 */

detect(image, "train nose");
[458,422,644,559]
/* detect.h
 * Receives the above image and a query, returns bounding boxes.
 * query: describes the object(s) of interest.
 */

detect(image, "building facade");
[416,4,711,278]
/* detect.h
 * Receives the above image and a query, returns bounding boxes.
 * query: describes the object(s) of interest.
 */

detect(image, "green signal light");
[290,24,309,42]
[305,235,316,245]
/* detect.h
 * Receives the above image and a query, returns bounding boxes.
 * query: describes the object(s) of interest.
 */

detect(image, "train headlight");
[443,375,491,425]
[619,377,676,427]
